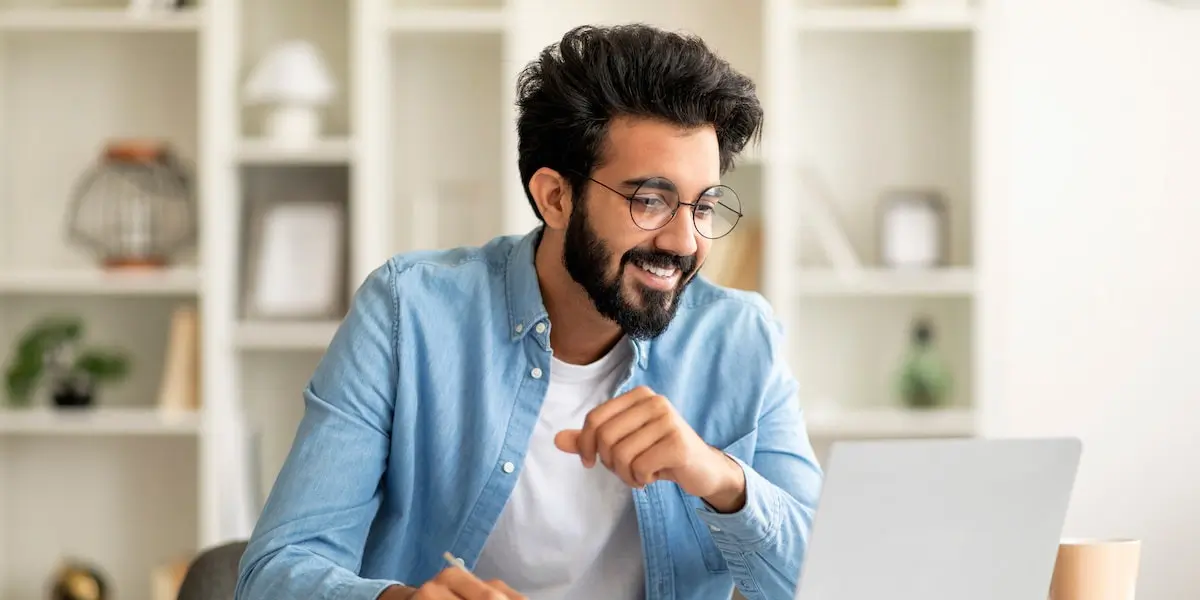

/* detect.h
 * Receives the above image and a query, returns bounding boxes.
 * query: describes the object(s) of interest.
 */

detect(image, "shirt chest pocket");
[675,429,758,574]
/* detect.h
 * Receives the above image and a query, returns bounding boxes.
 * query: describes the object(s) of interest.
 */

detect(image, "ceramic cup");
[1049,538,1141,600]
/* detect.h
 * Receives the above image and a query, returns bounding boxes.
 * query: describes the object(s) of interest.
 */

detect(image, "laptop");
[795,437,1082,600]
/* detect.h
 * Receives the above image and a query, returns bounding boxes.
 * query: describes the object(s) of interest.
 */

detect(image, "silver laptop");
[795,437,1081,600]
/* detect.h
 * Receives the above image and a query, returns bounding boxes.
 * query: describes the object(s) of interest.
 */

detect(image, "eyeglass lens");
[629,177,741,239]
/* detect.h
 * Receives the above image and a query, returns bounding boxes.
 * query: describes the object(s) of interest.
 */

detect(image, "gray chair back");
[176,541,248,600]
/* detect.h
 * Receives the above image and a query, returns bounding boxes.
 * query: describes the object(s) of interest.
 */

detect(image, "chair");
[176,540,247,600]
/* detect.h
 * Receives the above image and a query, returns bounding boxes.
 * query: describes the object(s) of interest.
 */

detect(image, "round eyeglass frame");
[579,173,744,240]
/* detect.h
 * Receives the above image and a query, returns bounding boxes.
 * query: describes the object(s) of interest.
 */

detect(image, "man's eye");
[633,195,667,209]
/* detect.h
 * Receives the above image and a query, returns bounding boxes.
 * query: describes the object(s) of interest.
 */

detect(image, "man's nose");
[654,205,699,258]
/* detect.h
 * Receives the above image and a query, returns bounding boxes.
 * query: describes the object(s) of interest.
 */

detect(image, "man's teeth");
[637,262,677,278]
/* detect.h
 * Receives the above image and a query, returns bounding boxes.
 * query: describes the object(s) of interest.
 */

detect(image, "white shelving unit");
[0,0,986,597]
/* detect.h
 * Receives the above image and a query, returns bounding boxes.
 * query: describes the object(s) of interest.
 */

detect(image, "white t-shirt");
[473,338,645,599]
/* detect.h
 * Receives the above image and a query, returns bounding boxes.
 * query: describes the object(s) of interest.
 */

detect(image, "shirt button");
[709,524,721,532]
[455,557,465,567]
[502,461,515,474]
[531,367,543,379]
[514,324,523,333]
[535,322,546,334]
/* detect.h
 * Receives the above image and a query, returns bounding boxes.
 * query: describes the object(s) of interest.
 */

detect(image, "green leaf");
[74,350,130,381]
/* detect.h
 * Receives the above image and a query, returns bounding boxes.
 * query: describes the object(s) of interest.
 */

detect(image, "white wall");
[978,0,1200,597]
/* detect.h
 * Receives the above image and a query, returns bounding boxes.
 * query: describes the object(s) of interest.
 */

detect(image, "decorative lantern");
[65,139,195,269]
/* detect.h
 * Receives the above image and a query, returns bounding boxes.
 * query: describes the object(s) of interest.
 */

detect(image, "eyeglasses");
[582,174,743,240]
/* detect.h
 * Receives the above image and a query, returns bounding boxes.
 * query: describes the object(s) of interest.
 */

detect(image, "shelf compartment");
[388,33,503,253]
[0,29,199,272]
[794,30,974,270]
[0,435,198,599]
[0,406,199,435]
[790,296,972,418]
[0,267,200,296]
[0,297,196,411]
[0,7,203,32]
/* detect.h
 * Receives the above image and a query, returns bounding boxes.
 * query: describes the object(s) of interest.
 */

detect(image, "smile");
[630,260,680,291]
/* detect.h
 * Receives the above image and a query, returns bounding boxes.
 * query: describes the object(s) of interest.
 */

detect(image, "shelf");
[235,320,341,350]
[795,6,977,31]
[237,138,356,165]
[0,268,201,296]
[0,7,203,33]
[794,268,974,297]
[0,406,201,436]
[805,406,976,439]
[389,7,504,33]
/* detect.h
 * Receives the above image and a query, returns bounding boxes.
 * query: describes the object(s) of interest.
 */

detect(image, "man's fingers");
[593,397,670,470]
[608,413,675,487]
[433,566,504,599]
[578,386,657,467]
[628,434,680,488]
[485,579,527,600]
[554,429,581,454]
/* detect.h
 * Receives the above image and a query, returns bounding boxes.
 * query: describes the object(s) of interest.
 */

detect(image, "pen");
[443,551,466,571]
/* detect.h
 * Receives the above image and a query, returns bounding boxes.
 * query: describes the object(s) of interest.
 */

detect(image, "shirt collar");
[504,226,651,369]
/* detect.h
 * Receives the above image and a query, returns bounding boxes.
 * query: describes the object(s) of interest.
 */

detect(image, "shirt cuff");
[693,454,780,551]
[332,577,406,600]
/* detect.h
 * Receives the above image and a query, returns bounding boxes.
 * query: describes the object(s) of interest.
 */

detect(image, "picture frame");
[243,195,346,321]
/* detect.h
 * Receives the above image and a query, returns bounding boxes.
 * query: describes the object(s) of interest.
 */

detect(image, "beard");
[561,198,698,340]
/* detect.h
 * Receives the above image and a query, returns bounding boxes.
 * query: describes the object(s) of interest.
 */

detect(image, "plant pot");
[52,382,94,409]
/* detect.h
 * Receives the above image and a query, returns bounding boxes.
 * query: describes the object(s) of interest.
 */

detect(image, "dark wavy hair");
[515,23,764,221]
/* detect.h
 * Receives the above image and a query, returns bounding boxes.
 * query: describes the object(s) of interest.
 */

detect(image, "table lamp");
[243,40,336,149]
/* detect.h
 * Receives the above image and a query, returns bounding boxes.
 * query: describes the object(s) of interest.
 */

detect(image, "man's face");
[562,116,718,340]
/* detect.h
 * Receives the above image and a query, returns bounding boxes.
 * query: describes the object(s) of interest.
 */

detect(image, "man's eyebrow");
[620,177,676,192]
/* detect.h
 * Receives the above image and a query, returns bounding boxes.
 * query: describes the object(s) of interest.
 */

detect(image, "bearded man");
[235,22,823,600]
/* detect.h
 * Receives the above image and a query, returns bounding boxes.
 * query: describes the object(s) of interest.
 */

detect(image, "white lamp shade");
[244,40,336,105]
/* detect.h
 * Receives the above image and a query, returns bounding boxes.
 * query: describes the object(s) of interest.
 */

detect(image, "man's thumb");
[554,429,581,454]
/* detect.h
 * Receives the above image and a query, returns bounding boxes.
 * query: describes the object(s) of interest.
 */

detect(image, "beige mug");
[1049,538,1141,600]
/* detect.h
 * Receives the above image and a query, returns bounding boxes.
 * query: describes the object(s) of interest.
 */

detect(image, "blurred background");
[0,0,1196,598]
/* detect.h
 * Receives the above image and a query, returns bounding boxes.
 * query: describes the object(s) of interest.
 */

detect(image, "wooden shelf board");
[235,320,341,351]
[0,406,201,436]
[0,7,203,32]
[806,406,976,438]
[237,137,356,165]
[0,267,201,296]
[389,7,504,33]
[795,267,974,297]
[795,6,977,31]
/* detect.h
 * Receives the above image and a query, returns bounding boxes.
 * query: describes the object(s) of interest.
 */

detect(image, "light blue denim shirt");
[235,228,823,600]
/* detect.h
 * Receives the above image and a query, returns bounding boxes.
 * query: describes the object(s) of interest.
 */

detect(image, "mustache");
[622,247,697,275]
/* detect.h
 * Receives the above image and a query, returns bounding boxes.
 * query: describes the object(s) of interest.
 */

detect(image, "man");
[235,23,822,600]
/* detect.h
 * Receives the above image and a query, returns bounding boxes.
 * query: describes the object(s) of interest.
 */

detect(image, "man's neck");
[533,232,625,366]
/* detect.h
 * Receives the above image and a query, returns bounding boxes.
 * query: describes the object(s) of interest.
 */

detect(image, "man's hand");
[380,567,525,599]
[553,385,747,513]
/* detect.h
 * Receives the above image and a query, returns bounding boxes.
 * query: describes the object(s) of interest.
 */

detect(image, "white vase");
[879,189,947,269]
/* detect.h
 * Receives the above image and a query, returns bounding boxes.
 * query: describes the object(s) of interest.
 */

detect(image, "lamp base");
[264,106,322,149]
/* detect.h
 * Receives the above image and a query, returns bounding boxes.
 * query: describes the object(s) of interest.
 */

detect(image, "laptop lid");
[795,437,1081,600]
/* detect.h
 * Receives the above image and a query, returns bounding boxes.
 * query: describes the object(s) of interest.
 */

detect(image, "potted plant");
[3,315,130,409]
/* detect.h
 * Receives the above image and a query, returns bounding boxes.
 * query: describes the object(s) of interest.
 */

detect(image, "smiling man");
[235,23,823,600]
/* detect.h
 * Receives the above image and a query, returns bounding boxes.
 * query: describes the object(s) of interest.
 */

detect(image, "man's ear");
[529,167,573,230]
